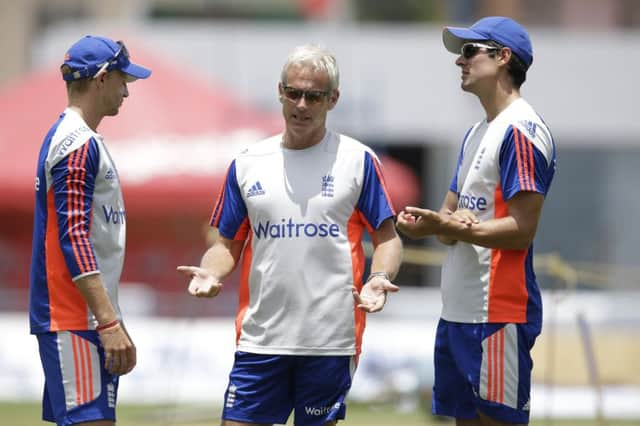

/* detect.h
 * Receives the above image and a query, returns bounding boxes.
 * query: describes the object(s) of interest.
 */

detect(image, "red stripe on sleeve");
[210,164,232,227]
[526,136,537,191]
[371,156,396,214]
[514,128,531,191]
[75,142,97,270]
[66,150,89,273]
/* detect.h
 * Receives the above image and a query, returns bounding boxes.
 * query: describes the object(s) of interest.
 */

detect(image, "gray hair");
[280,44,339,91]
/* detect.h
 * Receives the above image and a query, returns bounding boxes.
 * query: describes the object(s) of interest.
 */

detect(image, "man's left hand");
[353,276,399,313]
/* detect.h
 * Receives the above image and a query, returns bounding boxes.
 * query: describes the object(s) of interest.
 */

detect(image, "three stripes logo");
[225,384,237,408]
[246,181,265,198]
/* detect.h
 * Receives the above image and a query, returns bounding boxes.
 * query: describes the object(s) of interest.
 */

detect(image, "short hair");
[487,41,527,89]
[280,44,339,92]
[60,64,92,94]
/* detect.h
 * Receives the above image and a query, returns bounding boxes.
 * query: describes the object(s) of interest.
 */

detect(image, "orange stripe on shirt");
[370,157,396,215]
[210,185,226,227]
[517,128,533,191]
[65,150,88,273]
[70,333,83,406]
[70,143,96,272]
[512,128,528,191]
[235,232,253,345]
[46,189,89,331]
[488,185,528,323]
[347,210,367,355]
[526,135,537,192]
[210,163,233,227]
[77,143,97,271]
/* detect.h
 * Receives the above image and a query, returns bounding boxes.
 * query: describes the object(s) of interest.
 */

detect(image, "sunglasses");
[94,40,130,78]
[282,85,329,104]
[460,42,500,59]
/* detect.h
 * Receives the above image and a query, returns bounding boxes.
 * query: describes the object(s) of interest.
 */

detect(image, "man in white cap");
[397,17,556,425]
[29,35,151,425]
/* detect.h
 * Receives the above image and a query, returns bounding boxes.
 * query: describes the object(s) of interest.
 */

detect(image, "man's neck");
[282,127,326,150]
[67,99,102,131]
[478,81,521,122]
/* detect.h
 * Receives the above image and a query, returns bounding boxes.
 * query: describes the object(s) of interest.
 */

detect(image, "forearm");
[370,235,403,280]
[436,191,458,245]
[439,216,534,250]
[199,238,242,281]
[74,273,118,325]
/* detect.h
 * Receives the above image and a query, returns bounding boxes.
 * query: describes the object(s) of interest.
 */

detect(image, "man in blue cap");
[397,17,556,425]
[29,35,151,426]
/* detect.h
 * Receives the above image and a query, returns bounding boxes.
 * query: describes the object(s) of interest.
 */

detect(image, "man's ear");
[498,47,512,67]
[328,89,340,111]
[94,69,108,85]
[278,82,284,102]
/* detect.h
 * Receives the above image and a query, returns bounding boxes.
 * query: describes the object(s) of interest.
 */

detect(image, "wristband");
[366,272,390,282]
[96,319,119,332]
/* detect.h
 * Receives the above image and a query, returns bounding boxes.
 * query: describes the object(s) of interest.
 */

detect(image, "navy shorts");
[432,319,540,423]
[36,330,119,426]
[222,351,356,426]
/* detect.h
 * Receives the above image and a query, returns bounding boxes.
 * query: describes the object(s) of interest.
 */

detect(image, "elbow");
[511,230,536,250]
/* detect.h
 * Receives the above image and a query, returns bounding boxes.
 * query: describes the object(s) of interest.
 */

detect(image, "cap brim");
[442,27,487,54]
[121,62,151,82]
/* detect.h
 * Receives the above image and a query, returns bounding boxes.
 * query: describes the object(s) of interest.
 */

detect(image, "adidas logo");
[246,181,265,197]
[519,120,537,139]
[225,384,237,408]
[105,168,116,180]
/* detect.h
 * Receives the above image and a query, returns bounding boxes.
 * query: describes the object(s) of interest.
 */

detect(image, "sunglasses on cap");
[93,40,130,78]
[460,42,500,59]
[282,85,329,104]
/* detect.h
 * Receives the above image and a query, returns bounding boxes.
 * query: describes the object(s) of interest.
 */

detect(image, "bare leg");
[75,421,114,426]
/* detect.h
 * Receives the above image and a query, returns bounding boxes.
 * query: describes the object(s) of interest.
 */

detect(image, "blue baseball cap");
[62,35,151,82]
[443,16,533,69]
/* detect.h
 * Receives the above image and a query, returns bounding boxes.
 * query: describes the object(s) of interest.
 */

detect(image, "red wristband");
[96,319,119,332]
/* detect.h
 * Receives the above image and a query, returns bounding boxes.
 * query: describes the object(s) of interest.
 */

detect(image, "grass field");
[2,402,639,426]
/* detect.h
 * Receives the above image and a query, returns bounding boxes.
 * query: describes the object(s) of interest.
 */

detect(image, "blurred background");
[0,0,639,424]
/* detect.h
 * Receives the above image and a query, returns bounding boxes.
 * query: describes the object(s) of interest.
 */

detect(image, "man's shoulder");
[47,110,100,166]
[235,133,282,158]
[330,131,376,157]
[503,99,554,150]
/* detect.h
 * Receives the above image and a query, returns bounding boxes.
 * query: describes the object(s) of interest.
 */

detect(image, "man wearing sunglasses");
[178,44,402,426]
[30,35,150,426]
[397,17,556,426]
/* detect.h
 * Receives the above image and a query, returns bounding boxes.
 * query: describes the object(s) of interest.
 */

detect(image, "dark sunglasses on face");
[94,40,130,78]
[282,85,329,104]
[460,42,500,59]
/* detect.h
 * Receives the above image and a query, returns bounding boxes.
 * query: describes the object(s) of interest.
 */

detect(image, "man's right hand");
[97,322,135,376]
[177,265,223,297]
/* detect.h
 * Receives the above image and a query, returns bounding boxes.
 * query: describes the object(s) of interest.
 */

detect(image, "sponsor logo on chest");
[102,205,126,224]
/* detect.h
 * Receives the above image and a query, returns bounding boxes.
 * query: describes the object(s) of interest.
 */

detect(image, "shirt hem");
[236,344,356,356]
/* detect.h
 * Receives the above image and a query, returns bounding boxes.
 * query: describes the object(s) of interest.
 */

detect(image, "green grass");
[1,402,638,425]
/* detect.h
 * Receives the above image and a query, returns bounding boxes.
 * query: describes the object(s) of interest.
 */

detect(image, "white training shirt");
[442,98,556,324]
[210,131,395,356]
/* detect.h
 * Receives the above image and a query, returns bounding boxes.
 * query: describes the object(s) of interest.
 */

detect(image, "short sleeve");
[209,160,249,240]
[499,125,553,200]
[356,152,395,230]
